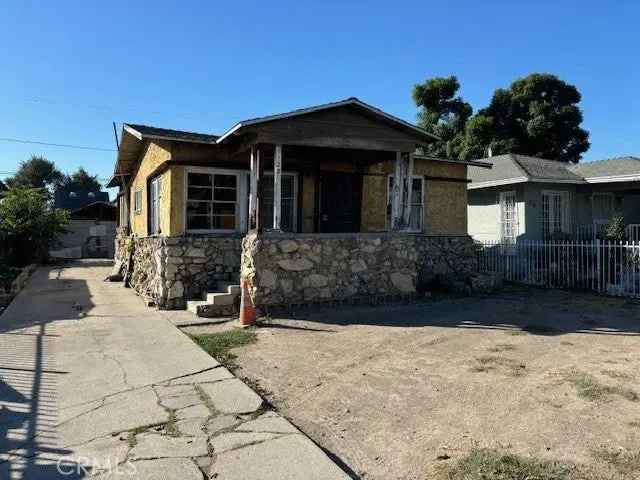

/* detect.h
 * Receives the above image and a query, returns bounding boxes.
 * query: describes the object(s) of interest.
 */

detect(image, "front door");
[319,172,362,233]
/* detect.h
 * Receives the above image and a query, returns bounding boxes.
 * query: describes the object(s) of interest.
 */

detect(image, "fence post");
[596,238,601,293]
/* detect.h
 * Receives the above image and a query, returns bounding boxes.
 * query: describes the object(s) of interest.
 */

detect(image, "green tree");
[60,167,102,192]
[0,187,69,265]
[412,76,472,158]
[6,155,63,189]
[462,73,590,162]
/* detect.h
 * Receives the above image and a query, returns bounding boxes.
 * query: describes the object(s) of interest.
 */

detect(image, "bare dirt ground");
[183,287,640,480]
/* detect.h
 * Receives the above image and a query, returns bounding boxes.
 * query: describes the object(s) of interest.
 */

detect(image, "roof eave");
[215,98,440,145]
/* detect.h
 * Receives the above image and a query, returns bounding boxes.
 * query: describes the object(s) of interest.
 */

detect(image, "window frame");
[386,174,425,233]
[499,190,518,244]
[541,190,571,238]
[149,175,162,235]
[263,172,299,232]
[133,189,142,215]
[184,167,247,234]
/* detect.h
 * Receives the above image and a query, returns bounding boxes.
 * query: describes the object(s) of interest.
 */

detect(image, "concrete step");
[187,299,236,318]
[205,292,236,305]
[218,282,241,296]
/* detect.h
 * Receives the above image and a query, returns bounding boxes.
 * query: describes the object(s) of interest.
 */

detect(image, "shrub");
[605,216,626,241]
[0,187,69,265]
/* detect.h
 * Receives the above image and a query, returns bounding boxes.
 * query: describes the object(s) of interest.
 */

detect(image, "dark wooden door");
[319,173,362,233]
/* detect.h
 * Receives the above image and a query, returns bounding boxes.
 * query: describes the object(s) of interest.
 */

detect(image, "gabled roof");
[123,124,219,144]
[468,154,640,189]
[215,97,440,144]
[568,156,640,180]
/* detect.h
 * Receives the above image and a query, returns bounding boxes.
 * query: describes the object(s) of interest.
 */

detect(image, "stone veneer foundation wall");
[241,232,478,307]
[114,231,242,309]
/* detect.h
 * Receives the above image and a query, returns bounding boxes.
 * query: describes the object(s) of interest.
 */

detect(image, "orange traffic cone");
[238,278,256,327]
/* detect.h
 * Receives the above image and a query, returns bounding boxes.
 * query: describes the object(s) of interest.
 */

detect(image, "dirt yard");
[183,287,640,480]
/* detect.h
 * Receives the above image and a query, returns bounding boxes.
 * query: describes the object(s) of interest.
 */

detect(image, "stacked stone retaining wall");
[114,231,242,309]
[241,232,478,307]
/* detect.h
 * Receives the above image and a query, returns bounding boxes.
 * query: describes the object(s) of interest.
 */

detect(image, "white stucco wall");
[467,186,525,242]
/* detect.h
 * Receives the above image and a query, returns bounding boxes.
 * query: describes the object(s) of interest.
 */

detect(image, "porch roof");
[215,97,440,144]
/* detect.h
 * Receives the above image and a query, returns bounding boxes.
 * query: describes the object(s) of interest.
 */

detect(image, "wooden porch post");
[249,146,258,230]
[391,151,405,230]
[273,144,283,230]
[403,152,415,229]
[252,146,265,233]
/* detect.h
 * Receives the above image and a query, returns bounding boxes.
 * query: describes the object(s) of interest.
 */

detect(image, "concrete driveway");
[0,261,351,479]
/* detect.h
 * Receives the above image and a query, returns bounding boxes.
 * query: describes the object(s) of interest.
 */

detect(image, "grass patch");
[471,356,526,376]
[445,449,575,480]
[164,410,179,437]
[488,343,516,353]
[190,329,257,366]
[508,330,528,336]
[593,448,640,476]
[568,371,638,402]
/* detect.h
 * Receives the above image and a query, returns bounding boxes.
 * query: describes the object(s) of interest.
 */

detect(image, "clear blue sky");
[1,1,638,198]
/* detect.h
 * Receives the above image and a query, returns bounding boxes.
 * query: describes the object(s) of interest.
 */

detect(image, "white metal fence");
[478,240,640,298]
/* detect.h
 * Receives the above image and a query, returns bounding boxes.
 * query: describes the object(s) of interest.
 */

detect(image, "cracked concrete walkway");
[0,261,351,479]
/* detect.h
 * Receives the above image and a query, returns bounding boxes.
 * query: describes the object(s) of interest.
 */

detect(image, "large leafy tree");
[0,187,69,265]
[60,167,102,192]
[6,156,63,189]
[412,76,472,158]
[461,73,590,162]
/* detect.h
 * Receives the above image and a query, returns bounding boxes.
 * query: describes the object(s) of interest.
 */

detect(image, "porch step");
[187,300,236,318]
[206,292,236,305]
[186,281,241,318]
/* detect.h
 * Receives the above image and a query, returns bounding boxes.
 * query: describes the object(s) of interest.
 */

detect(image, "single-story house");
[52,190,117,259]
[468,154,640,242]
[108,97,490,311]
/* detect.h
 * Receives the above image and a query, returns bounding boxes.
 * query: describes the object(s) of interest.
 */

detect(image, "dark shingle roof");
[469,154,640,188]
[54,190,110,210]
[469,154,583,184]
[124,124,219,144]
[568,156,640,178]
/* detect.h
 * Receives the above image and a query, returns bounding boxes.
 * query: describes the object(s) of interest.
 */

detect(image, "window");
[499,191,517,244]
[542,190,570,238]
[386,175,425,231]
[149,176,162,235]
[134,190,142,214]
[592,193,615,221]
[260,173,298,231]
[186,170,239,232]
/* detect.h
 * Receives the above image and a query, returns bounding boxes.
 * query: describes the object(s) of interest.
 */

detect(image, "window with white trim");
[149,176,162,235]
[186,171,239,231]
[134,190,142,214]
[541,190,571,238]
[386,175,425,231]
[260,173,298,232]
[499,191,517,244]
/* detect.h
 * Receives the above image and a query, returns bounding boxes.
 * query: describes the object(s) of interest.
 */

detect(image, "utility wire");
[0,137,116,152]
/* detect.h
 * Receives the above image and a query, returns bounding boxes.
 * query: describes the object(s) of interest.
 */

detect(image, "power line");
[0,137,116,152]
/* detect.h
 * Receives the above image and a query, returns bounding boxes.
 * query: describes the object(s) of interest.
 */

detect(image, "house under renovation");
[108,98,489,315]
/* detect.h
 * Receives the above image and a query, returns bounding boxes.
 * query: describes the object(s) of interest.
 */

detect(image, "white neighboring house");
[467,154,640,242]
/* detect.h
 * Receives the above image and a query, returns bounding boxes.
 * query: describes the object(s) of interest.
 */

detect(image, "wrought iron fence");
[478,240,640,298]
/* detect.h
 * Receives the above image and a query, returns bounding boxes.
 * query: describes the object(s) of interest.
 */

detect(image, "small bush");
[605,216,626,241]
[446,449,575,480]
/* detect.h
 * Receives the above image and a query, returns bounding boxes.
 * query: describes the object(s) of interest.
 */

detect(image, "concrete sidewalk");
[0,261,351,479]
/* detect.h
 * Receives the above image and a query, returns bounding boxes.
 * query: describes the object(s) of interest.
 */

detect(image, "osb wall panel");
[129,140,172,235]
[360,159,468,235]
[425,181,467,234]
